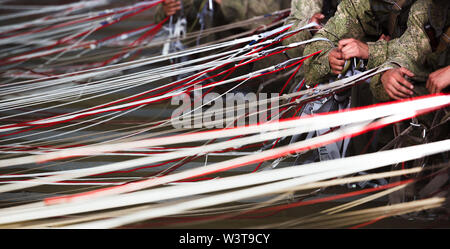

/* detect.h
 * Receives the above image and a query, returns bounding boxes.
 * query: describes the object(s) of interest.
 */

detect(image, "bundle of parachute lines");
[0,0,448,229]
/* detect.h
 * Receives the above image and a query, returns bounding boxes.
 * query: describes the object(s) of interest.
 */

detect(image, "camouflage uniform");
[378,1,450,212]
[371,0,450,102]
[302,0,418,86]
[283,0,340,59]
[367,0,449,166]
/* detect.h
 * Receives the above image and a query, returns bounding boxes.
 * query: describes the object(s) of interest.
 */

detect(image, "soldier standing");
[280,0,340,94]
[370,0,449,214]
[374,0,450,101]
[283,0,341,59]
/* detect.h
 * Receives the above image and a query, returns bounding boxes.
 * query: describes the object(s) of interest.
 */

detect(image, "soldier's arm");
[384,0,432,75]
[303,0,371,86]
[370,0,432,102]
[283,0,324,59]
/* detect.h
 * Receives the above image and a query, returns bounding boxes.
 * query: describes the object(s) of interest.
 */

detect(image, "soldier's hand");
[163,0,182,17]
[214,0,222,4]
[309,13,325,31]
[381,68,415,100]
[328,48,345,75]
[426,66,450,94]
[338,38,369,60]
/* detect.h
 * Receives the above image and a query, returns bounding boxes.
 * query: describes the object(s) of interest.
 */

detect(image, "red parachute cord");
[279,62,303,95]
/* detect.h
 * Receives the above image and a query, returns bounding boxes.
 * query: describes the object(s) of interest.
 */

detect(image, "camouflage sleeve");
[220,0,280,22]
[385,0,432,77]
[302,0,372,86]
[283,0,323,59]
[366,40,389,69]
[370,0,432,102]
[369,74,389,102]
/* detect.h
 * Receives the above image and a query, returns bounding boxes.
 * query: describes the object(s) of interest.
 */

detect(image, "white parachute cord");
[0,96,447,195]
[0,139,447,226]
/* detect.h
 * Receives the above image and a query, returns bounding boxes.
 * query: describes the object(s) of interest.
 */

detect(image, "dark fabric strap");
[387,0,408,36]
[436,26,450,53]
